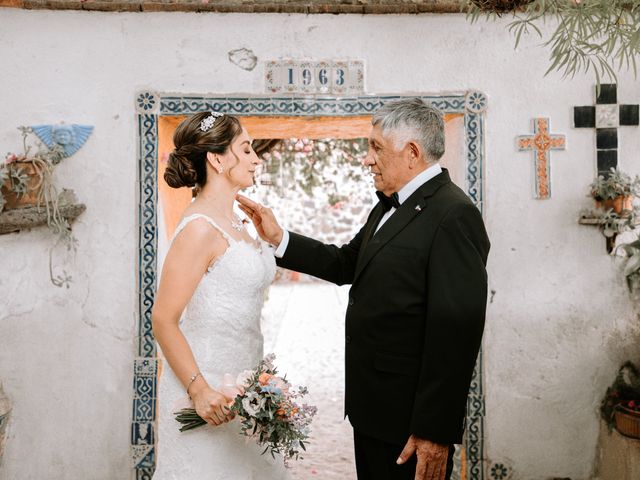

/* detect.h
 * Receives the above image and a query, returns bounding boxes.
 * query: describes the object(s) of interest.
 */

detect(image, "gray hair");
[371,98,445,162]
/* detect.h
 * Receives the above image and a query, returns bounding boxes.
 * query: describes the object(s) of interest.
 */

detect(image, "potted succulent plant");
[1,126,63,206]
[590,168,640,216]
[601,361,640,439]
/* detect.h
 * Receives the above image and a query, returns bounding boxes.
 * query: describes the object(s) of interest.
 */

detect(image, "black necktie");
[376,191,401,212]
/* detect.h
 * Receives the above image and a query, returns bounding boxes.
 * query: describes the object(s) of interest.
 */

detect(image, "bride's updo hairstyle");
[164,112,242,191]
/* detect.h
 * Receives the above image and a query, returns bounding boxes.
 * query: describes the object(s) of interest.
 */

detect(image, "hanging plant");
[0,127,80,288]
[466,0,640,83]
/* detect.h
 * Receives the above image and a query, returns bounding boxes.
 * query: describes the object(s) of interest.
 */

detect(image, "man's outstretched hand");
[236,194,284,246]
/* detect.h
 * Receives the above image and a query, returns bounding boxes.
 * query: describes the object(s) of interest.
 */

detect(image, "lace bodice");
[173,214,276,379]
[153,213,285,480]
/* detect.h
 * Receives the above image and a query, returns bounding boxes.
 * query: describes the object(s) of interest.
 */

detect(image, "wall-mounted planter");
[0,189,85,235]
[595,195,634,216]
[614,405,640,439]
[578,213,637,253]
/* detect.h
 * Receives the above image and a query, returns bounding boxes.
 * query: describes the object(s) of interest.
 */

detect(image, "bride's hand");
[191,386,235,426]
[236,194,284,246]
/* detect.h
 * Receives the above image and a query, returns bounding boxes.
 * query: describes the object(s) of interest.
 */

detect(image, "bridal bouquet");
[174,354,317,463]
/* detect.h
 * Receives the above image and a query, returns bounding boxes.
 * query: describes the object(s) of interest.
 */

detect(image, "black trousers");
[353,429,455,480]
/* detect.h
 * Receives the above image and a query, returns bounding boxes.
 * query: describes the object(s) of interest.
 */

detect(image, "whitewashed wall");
[1,8,639,479]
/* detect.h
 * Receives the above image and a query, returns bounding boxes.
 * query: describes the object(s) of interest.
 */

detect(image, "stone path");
[262,281,357,480]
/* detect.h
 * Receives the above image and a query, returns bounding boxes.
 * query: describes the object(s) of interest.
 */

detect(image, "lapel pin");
[415,205,422,212]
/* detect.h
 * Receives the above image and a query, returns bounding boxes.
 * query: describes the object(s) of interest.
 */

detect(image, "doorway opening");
[134,92,487,480]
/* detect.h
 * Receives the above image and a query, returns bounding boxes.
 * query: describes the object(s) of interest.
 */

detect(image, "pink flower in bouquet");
[5,153,19,164]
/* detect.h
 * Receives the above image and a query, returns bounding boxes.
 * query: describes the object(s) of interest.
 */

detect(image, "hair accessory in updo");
[200,111,225,132]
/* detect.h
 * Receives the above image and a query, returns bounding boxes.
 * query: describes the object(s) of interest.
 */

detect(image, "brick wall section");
[0,0,466,14]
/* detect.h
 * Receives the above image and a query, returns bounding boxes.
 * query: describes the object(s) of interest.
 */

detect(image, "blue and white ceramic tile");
[347,60,365,95]
[315,60,333,95]
[264,61,281,94]
[331,60,349,95]
[489,462,511,480]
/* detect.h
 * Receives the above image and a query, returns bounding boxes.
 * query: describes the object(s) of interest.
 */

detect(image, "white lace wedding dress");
[153,214,289,480]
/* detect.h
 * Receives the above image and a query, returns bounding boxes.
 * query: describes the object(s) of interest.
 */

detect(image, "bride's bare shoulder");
[171,215,228,253]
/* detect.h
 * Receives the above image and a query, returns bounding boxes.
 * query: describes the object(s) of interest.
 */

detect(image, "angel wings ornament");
[31,124,94,159]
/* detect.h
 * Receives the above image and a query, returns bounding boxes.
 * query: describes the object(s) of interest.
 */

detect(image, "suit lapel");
[358,203,386,258]
[353,169,452,283]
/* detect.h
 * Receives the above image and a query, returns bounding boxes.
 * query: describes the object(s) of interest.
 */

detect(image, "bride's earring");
[206,153,224,174]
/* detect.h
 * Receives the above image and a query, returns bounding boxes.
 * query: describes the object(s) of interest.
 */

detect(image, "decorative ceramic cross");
[573,84,639,176]
[517,118,566,199]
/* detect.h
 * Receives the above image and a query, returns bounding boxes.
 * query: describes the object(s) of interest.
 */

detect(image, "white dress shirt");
[274,163,442,257]
[374,163,442,233]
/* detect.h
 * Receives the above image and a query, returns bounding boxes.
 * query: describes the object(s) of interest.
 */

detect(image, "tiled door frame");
[133,91,488,480]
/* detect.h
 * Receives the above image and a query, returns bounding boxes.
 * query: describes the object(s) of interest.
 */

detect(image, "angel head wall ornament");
[200,112,224,132]
[31,123,94,160]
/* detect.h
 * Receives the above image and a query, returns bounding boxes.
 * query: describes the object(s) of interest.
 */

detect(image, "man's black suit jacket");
[277,169,490,445]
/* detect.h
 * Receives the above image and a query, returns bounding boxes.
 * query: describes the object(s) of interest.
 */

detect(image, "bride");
[152,112,288,479]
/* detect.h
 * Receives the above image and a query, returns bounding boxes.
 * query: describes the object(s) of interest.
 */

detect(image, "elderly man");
[238,98,490,480]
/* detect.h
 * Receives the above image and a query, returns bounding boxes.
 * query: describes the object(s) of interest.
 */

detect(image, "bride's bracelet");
[186,371,203,398]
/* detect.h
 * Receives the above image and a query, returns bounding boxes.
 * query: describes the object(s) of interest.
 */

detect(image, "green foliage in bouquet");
[231,356,316,462]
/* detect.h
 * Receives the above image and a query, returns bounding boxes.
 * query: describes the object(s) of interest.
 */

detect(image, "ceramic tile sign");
[573,84,639,176]
[517,118,566,199]
[265,59,365,95]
